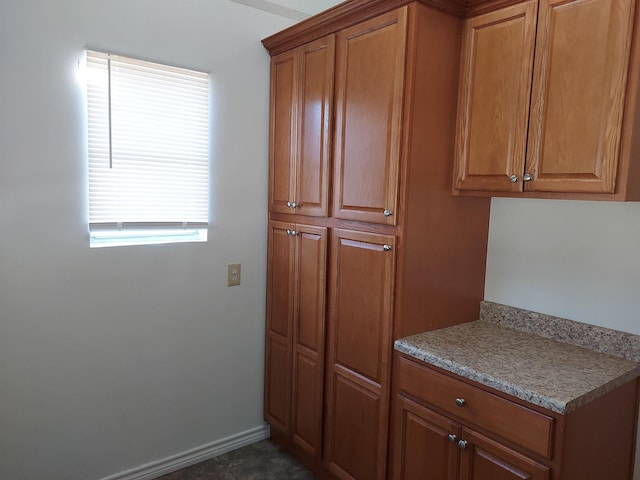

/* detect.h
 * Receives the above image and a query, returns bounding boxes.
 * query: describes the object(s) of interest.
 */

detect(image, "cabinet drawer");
[396,355,554,458]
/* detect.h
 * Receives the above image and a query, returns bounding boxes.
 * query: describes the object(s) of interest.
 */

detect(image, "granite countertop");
[394,303,640,414]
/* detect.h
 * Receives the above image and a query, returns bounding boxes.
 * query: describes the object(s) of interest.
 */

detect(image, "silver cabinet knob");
[523,173,532,182]
[455,398,466,407]
[286,229,297,236]
[291,202,298,208]
[383,245,392,251]
[383,209,393,217]
[509,174,519,183]
[447,434,457,443]
[458,440,469,449]
[287,201,292,208]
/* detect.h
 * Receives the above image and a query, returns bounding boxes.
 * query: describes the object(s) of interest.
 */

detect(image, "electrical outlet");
[227,263,241,286]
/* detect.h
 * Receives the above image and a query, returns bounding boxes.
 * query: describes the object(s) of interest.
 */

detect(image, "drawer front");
[397,355,554,458]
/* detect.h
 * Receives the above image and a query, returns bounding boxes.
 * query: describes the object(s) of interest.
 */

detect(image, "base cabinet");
[391,352,638,480]
[393,395,459,480]
[393,394,550,480]
[459,429,549,480]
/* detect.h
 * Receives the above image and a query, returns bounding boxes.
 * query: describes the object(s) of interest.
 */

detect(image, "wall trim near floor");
[98,424,271,480]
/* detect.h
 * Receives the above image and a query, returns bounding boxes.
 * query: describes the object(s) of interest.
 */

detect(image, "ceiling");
[229,0,344,20]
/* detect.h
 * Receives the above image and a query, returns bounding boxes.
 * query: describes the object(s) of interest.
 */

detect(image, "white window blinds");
[85,50,209,246]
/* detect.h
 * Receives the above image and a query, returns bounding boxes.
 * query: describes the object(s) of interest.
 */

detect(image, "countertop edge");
[394,338,640,415]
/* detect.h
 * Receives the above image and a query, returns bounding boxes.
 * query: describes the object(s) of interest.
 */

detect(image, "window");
[84,50,210,248]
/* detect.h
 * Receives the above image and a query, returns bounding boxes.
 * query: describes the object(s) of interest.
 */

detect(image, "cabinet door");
[332,8,407,225]
[295,38,334,217]
[264,221,296,429]
[525,0,634,193]
[454,1,537,192]
[269,52,297,214]
[291,225,327,457]
[324,229,396,480]
[459,428,549,480]
[392,395,459,480]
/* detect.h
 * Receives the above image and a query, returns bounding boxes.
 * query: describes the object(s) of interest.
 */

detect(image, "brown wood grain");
[617,0,640,201]
[558,378,638,480]
[269,52,297,214]
[295,37,334,217]
[392,395,461,480]
[332,8,407,225]
[395,4,490,340]
[526,0,634,194]
[459,428,550,480]
[262,0,466,56]
[324,228,397,480]
[396,355,554,459]
[453,1,537,192]
[290,225,327,458]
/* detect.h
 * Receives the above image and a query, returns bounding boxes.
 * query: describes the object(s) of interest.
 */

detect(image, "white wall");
[485,198,640,334]
[485,197,640,479]
[0,1,293,479]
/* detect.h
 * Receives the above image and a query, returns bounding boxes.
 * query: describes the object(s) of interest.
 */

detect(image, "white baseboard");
[98,424,271,480]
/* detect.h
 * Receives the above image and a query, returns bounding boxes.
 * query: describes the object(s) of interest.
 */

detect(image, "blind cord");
[107,55,113,169]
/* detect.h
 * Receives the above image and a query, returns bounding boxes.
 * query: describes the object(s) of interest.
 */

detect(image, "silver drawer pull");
[455,398,466,407]
[458,440,469,449]
[447,434,457,443]
[383,209,393,217]
[383,245,392,251]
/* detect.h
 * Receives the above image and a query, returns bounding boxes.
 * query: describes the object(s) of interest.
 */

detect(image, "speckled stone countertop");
[394,303,640,414]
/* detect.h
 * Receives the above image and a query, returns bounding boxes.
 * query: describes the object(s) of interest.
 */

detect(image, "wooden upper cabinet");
[454,1,538,192]
[455,0,637,197]
[526,0,634,193]
[269,37,334,216]
[269,51,297,214]
[332,8,407,225]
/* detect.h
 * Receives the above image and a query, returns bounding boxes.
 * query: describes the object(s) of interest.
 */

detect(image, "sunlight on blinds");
[85,50,210,247]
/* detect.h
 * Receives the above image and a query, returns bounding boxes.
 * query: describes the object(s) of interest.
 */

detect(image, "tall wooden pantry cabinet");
[263,2,491,479]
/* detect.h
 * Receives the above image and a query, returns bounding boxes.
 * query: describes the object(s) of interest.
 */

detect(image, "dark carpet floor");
[156,439,316,480]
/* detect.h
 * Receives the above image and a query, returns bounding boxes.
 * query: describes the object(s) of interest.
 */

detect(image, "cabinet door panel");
[459,428,549,480]
[295,226,327,352]
[266,222,295,337]
[291,225,327,457]
[265,337,291,430]
[292,351,322,454]
[392,396,460,480]
[296,37,334,217]
[325,229,396,480]
[326,372,382,480]
[526,0,634,193]
[454,1,537,192]
[330,229,396,384]
[264,221,296,429]
[269,52,297,213]
[333,8,407,224]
